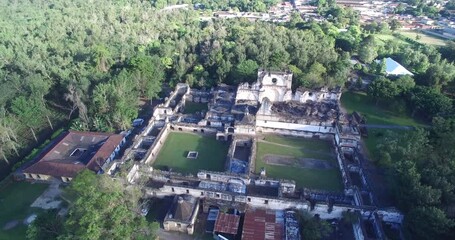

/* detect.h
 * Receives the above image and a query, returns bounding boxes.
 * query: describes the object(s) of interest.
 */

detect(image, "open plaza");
[153,132,229,174]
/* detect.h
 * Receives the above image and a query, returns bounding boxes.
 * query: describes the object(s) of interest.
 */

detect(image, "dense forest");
[0,0,352,176]
[1,0,455,239]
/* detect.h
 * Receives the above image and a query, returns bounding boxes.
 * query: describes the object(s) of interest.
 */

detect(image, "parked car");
[139,199,150,216]
[132,118,144,127]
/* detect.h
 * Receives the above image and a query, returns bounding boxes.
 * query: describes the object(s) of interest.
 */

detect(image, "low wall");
[249,138,258,175]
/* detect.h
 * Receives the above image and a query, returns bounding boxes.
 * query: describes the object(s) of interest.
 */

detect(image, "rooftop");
[214,213,240,235]
[165,195,198,223]
[24,131,124,178]
[242,208,284,240]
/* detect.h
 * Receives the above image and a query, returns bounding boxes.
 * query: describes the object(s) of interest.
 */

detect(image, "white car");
[140,201,150,216]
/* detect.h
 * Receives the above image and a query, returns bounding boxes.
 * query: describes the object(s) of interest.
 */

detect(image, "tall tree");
[59,170,157,240]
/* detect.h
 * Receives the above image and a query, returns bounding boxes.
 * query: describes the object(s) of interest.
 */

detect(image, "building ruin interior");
[118,69,402,240]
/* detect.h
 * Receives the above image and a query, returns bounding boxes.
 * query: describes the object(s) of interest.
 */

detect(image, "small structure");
[23,131,126,182]
[187,151,199,159]
[163,195,199,235]
[213,212,241,239]
[206,208,220,233]
[377,57,413,76]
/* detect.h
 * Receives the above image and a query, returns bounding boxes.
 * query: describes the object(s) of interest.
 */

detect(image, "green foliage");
[234,59,259,83]
[367,77,400,104]
[408,86,452,120]
[26,210,63,240]
[59,170,157,240]
[358,36,378,63]
[377,124,455,239]
[297,212,332,240]
[92,70,139,130]
[405,207,454,240]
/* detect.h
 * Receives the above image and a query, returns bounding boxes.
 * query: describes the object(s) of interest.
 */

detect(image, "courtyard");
[255,135,343,192]
[183,102,207,114]
[153,132,229,174]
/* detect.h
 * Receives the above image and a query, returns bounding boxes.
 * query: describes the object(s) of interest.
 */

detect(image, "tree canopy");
[27,170,157,240]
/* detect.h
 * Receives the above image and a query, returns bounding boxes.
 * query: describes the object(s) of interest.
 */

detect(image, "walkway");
[359,124,414,130]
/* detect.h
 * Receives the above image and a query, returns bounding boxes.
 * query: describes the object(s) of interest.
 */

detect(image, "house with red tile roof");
[23,131,126,182]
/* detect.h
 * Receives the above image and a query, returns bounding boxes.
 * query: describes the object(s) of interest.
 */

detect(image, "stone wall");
[249,138,258,175]
[143,123,171,164]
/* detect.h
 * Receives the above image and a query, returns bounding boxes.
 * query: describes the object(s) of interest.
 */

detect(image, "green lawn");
[153,132,229,174]
[399,30,447,46]
[263,135,333,153]
[0,181,48,240]
[375,34,408,46]
[255,137,343,192]
[341,91,424,127]
[183,102,207,114]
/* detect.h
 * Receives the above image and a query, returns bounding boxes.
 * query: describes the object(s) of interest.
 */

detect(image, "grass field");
[0,181,48,240]
[399,30,447,46]
[183,102,207,114]
[255,135,343,192]
[341,91,424,127]
[153,132,229,174]
[375,34,408,46]
[341,91,421,161]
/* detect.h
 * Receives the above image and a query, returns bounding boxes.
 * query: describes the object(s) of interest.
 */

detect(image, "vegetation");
[0,0,354,177]
[341,91,423,126]
[153,132,229,174]
[374,118,455,239]
[0,181,48,240]
[399,30,447,46]
[1,0,455,238]
[297,211,332,240]
[27,170,158,240]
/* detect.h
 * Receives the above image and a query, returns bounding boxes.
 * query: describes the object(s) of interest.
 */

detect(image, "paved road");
[359,124,414,130]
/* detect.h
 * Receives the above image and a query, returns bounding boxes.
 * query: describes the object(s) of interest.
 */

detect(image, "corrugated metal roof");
[214,213,240,235]
[242,209,284,240]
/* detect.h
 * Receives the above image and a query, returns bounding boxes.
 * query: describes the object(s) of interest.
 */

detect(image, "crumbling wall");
[144,123,171,164]
[249,138,258,175]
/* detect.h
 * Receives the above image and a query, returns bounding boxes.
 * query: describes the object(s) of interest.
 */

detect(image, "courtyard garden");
[0,180,48,240]
[255,135,343,192]
[153,132,229,174]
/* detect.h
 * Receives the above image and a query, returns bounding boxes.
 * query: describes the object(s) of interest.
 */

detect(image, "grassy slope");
[255,136,343,192]
[341,91,423,161]
[375,34,408,46]
[153,132,229,174]
[399,30,447,46]
[0,181,48,240]
[341,91,424,127]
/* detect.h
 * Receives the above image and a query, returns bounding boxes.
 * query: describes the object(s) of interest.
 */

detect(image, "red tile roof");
[24,131,124,178]
[242,209,284,240]
[214,213,240,235]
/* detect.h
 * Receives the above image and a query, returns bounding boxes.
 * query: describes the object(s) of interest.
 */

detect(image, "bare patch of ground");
[263,154,335,169]
[2,220,19,230]
[31,181,61,209]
